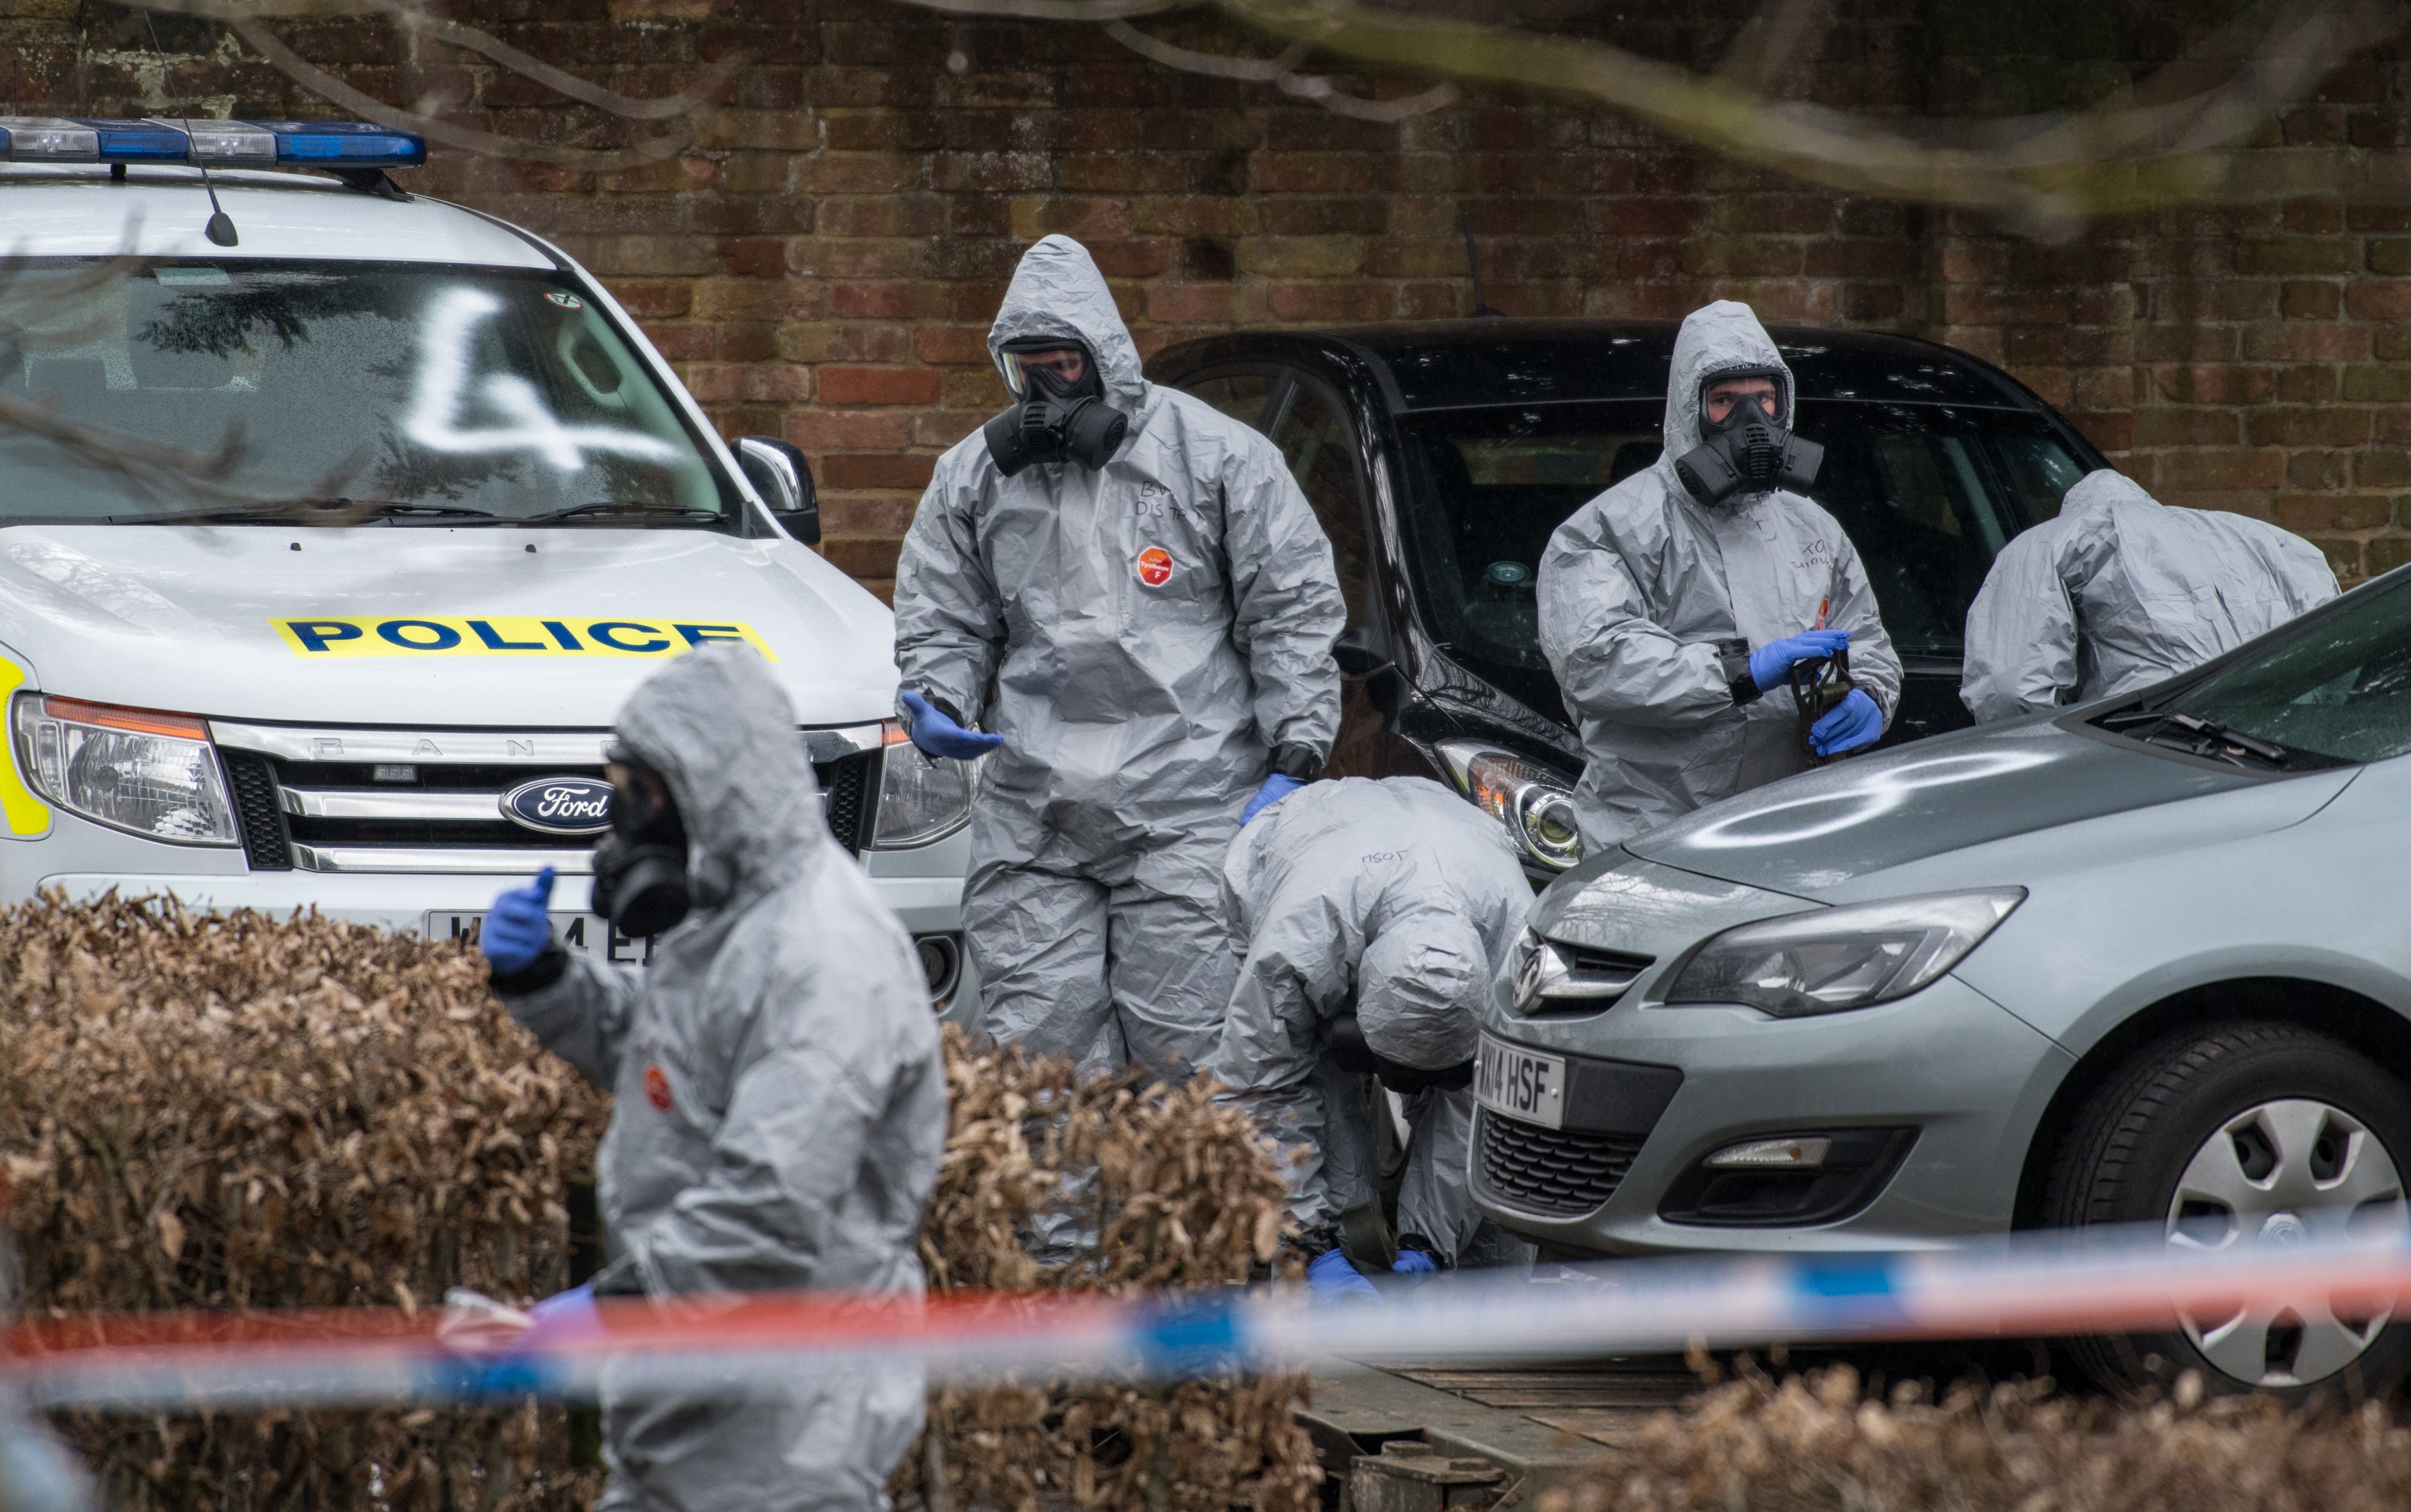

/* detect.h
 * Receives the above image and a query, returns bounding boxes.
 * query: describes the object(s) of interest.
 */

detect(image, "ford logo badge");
[500,776,614,836]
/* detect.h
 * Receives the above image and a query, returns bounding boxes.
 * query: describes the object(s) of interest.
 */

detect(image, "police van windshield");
[1397,400,2088,712]
[0,259,735,526]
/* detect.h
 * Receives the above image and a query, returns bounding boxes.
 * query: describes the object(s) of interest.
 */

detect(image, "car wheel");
[2042,1020,2411,1401]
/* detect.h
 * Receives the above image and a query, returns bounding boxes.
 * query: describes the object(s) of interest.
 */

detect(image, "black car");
[1145,319,2108,877]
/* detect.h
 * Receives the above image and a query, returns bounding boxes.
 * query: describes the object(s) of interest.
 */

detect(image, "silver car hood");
[1621,715,2312,899]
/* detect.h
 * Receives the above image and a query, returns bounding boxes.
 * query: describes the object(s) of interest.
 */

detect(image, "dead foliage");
[0,898,1319,1510]
[890,1029,1320,1512]
[0,892,611,1510]
[1541,1362,2411,1512]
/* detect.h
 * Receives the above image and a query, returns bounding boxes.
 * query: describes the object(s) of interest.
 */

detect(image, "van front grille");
[208,723,883,873]
[221,751,292,871]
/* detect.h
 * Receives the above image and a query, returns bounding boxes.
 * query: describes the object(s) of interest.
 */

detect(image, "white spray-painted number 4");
[405,287,679,471]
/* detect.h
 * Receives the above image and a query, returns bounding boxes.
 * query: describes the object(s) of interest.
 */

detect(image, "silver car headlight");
[1664,888,2025,1019]
[1436,739,1582,871]
[871,722,977,848]
[10,692,238,845]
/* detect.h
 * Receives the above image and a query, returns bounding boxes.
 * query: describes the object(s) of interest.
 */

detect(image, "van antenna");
[1461,218,1503,319]
[144,13,237,248]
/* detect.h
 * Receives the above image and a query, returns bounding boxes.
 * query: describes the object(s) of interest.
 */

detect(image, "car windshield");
[2165,574,2411,764]
[1395,400,2088,710]
[0,259,733,525]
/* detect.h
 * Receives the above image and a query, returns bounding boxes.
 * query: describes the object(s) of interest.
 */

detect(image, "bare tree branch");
[890,0,1194,17]
[1103,19,1312,81]
[898,0,2410,234]
[1275,70,1455,122]
[223,11,694,170]
[114,0,732,165]
[383,8,739,122]
[1104,15,1456,119]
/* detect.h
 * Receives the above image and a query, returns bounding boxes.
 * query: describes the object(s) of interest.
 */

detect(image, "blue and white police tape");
[10,1223,2409,1411]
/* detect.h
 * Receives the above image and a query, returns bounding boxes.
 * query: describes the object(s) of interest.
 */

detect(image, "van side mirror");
[732,436,819,547]
[1333,626,1390,679]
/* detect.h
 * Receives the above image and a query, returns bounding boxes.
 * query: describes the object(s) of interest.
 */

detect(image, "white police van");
[0,118,972,1009]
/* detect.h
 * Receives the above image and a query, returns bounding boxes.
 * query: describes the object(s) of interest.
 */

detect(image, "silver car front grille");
[210,721,886,874]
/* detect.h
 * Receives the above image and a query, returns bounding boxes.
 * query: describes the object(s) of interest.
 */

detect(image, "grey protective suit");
[499,646,947,1512]
[0,1240,93,1512]
[1202,778,1532,1265]
[1537,300,1903,854]
[892,235,1345,1079]
[1959,469,2341,722]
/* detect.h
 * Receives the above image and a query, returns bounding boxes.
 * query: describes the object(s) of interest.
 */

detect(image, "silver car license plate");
[1475,1035,1567,1130]
[426,912,658,965]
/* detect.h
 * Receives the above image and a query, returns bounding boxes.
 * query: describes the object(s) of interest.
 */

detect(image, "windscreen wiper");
[2112,709,2295,768]
[114,499,497,525]
[518,502,724,525]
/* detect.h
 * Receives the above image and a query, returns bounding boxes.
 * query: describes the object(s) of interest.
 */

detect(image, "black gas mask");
[589,750,692,938]
[1673,369,1823,507]
[982,337,1128,477]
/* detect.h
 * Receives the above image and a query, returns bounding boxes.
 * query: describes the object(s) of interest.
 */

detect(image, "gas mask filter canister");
[1673,370,1824,506]
[983,339,1129,477]
[590,752,692,938]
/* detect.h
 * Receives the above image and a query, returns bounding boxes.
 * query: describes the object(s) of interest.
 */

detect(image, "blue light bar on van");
[0,117,424,168]
[246,121,427,167]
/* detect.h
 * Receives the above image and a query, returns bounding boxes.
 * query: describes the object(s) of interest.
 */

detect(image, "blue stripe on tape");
[1793,1259,1897,1299]
[1789,1257,1906,1329]
[1136,1298,1241,1374]
[423,1354,569,1401]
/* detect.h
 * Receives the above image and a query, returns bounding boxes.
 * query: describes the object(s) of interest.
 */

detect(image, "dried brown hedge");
[0,897,1319,1511]
[0,893,610,1510]
[1542,1363,2411,1512]
[894,1032,1319,1512]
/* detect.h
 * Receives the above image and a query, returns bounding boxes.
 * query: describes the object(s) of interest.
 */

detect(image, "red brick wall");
[27,2,2411,589]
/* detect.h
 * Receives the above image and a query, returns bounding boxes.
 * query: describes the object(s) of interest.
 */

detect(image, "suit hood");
[1661,299,1795,455]
[2060,468,2158,516]
[612,643,823,911]
[987,234,1146,409]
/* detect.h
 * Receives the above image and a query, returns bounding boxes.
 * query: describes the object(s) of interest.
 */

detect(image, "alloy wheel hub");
[2164,1097,2408,1387]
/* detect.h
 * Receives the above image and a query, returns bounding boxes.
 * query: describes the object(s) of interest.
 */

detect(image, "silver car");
[1473,565,2411,1400]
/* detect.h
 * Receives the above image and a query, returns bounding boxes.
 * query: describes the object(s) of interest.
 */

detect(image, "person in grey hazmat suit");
[1201,777,1534,1300]
[476,644,947,1512]
[1538,300,1903,854]
[1959,468,2339,722]
[891,234,1345,1080]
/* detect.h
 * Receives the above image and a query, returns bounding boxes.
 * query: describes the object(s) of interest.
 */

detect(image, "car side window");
[1268,380,1371,632]
[1181,372,1276,433]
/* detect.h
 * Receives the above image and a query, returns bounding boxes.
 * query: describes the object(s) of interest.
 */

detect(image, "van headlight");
[10,693,238,845]
[1665,889,2026,1019]
[1436,739,1582,871]
[871,721,977,848]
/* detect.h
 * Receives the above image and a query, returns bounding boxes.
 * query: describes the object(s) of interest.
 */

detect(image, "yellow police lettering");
[588,622,670,653]
[272,616,776,661]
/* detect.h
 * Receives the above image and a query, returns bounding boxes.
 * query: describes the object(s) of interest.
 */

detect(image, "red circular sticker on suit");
[1135,547,1175,587]
[644,1064,673,1111]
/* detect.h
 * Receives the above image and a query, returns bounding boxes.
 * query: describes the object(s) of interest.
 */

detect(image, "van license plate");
[1475,1036,1566,1130]
[426,913,658,965]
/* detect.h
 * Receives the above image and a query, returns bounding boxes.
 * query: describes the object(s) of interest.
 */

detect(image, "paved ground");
[1300,1355,1705,1508]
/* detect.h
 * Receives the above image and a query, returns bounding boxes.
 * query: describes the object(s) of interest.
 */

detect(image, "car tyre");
[2042,1020,2411,1402]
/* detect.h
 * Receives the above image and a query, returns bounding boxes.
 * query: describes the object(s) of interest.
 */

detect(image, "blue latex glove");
[1812,688,1885,756]
[900,690,1004,760]
[1306,1248,1381,1303]
[1392,1249,1439,1277]
[511,1283,600,1356]
[481,866,556,973]
[1241,773,1304,826]
[1749,629,1852,692]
